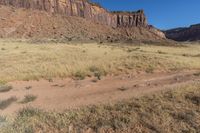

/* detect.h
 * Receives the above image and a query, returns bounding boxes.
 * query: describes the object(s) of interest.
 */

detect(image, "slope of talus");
[0,5,166,42]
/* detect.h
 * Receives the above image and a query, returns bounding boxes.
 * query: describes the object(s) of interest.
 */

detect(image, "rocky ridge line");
[0,0,147,28]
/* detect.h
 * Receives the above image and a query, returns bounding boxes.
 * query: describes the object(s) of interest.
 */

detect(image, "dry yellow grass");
[0,39,200,82]
[0,40,200,133]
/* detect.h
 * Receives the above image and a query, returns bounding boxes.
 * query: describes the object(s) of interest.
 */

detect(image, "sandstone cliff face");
[0,0,147,28]
[0,0,166,41]
[165,24,200,41]
[113,10,147,27]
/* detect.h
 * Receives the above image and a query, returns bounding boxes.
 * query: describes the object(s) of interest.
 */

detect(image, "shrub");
[89,66,106,80]
[74,71,86,80]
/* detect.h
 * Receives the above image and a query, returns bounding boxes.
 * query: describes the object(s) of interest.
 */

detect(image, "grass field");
[0,40,200,132]
[0,39,200,83]
[1,83,199,133]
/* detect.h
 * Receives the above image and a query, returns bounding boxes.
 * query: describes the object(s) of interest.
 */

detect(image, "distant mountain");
[165,24,200,41]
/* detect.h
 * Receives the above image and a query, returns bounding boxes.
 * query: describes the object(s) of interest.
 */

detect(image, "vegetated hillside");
[165,24,200,41]
[0,4,166,42]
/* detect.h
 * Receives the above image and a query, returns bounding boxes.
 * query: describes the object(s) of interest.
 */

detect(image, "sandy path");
[1,70,200,116]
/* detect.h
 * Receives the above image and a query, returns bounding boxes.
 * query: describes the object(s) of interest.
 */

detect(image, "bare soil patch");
[1,70,199,116]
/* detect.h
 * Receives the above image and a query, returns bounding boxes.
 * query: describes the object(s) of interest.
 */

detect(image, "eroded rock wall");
[0,0,147,28]
[114,10,147,27]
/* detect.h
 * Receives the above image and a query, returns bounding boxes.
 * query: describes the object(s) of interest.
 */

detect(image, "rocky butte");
[0,0,166,42]
[0,0,148,28]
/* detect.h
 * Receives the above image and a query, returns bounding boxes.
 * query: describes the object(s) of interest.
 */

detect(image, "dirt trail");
[1,70,200,115]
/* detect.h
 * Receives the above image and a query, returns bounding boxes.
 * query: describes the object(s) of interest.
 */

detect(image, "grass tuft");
[193,72,200,76]
[185,94,200,105]
[89,66,106,80]
[20,95,37,104]
[0,116,7,128]
[25,86,32,90]
[157,50,166,54]
[0,97,17,110]
[117,86,129,91]
[145,65,154,73]
[74,71,86,80]
[0,85,13,93]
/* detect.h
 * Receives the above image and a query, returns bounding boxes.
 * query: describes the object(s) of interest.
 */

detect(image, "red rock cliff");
[113,10,147,27]
[0,0,147,28]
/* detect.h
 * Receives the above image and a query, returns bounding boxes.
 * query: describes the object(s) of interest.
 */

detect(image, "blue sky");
[91,0,200,30]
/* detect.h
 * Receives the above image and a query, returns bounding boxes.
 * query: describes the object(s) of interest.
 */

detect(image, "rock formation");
[0,0,147,28]
[165,24,200,41]
[0,0,166,41]
[113,10,147,27]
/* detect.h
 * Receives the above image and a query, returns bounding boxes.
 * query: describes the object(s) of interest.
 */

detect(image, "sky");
[91,0,200,30]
